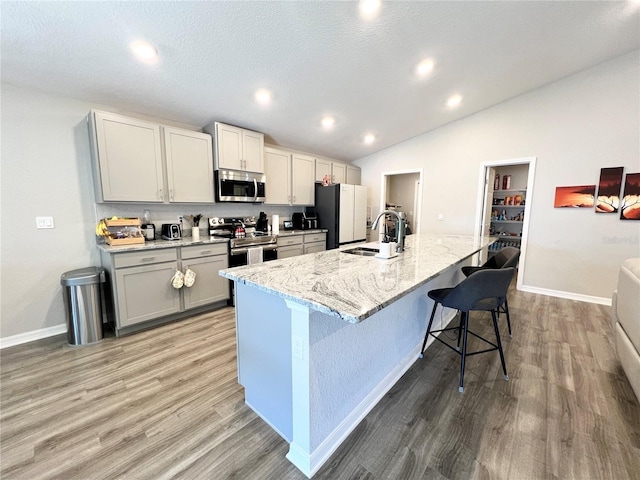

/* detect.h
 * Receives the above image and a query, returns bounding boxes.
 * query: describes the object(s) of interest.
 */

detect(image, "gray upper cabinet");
[89,110,215,203]
[164,127,214,203]
[208,122,264,173]
[90,110,165,202]
[264,148,315,206]
[346,165,361,185]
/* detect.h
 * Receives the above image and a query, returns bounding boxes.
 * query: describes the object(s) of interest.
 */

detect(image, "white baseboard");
[0,324,66,349]
[286,309,457,478]
[519,284,612,306]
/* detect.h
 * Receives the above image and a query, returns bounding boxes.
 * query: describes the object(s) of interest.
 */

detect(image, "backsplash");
[95,203,302,235]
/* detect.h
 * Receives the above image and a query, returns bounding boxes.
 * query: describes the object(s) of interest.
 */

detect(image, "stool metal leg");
[503,297,512,337]
[458,311,469,393]
[419,302,438,359]
[456,311,464,351]
[491,309,509,381]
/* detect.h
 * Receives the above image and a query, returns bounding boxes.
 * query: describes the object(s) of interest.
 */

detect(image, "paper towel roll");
[272,214,279,234]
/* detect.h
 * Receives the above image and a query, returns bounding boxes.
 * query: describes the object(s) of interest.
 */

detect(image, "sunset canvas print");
[554,185,596,208]
[595,167,624,213]
[620,173,640,220]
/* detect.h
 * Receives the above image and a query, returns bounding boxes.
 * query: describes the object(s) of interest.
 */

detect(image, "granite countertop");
[220,233,494,323]
[276,229,327,236]
[97,236,229,253]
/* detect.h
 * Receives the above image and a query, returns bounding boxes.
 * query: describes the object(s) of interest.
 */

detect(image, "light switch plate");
[36,216,55,229]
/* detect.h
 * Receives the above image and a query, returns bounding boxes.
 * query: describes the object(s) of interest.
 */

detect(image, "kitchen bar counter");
[221,233,493,477]
[220,233,493,323]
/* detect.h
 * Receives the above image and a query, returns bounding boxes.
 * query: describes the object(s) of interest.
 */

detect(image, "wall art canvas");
[595,167,624,213]
[620,173,640,220]
[554,185,596,208]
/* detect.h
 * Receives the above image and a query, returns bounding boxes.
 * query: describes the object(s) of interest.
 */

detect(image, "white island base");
[234,265,463,477]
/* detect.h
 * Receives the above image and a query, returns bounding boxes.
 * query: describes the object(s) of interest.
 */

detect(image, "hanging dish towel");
[171,269,185,289]
[184,267,196,288]
[247,246,264,265]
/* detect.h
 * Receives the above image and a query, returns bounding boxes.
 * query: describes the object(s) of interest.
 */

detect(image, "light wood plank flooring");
[2,285,639,479]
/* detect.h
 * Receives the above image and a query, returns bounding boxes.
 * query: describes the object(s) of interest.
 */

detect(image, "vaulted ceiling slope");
[1,1,638,162]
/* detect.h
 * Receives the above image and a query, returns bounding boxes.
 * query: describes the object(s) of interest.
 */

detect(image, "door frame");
[379,169,424,235]
[474,157,536,289]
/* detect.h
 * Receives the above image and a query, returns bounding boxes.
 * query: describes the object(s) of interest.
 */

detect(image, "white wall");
[0,84,298,342]
[355,51,640,302]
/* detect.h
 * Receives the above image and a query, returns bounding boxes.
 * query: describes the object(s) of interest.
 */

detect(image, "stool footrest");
[426,327,499,357]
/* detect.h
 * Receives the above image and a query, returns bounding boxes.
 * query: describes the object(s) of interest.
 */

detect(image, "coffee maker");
[256,212,269,232]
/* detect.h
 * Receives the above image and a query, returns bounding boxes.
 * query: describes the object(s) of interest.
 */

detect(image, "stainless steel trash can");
[60,267,105,346]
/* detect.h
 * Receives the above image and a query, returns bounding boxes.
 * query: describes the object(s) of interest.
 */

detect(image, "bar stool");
[419,267,515,393]
[461,246,520,336]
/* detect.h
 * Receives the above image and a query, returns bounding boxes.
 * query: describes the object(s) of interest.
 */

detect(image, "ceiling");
[2,1,639,162]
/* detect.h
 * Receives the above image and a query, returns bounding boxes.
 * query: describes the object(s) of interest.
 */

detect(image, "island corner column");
[284,299,314,477]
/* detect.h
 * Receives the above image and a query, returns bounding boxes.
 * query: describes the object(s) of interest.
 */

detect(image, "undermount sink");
[342,247,379,256]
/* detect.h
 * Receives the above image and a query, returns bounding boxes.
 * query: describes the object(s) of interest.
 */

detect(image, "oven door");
[229,244,277,266]
[216,170,266,202]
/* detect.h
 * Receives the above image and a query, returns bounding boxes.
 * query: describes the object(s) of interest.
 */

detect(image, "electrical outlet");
[178,215,183,224]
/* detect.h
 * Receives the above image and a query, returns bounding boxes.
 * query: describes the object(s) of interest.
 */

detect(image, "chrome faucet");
[371,210,407,253]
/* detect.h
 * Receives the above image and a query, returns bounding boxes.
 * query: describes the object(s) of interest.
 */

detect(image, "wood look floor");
[2,284,639,480]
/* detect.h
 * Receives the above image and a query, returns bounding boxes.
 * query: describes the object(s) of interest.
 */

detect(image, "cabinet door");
[243,130,264,173]
[115,262,181,327]
[339,184,355,243]
[182,255,229,309]
[315,158,332,182]
[164,127,214,203]
[292,154,315,205]
[278,244,304,259]
[353,185,368,241]
[332,163,347,184]
[264,148,291,205]
[346,165,361,185]
[215,123,243,170]
[91,111,164,202]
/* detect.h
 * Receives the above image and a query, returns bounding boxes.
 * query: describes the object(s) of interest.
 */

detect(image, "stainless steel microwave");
[215,169,266,202]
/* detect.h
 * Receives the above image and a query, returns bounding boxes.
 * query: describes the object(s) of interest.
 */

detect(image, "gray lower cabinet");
[181,246,229,309]
[101,243,229,334]
[277,232,326,258]
[115,261,181,327]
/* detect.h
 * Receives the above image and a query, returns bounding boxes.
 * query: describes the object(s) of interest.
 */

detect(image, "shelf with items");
[490,188,525,240]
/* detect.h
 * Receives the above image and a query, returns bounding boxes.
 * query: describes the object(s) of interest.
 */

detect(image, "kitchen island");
[219,233,494,477]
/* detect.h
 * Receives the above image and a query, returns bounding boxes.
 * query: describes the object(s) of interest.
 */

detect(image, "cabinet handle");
[293,195,296,203]
[200,250,211,255]
[141,257,155,262]
[170,189,174,201]
[158,188,163,200]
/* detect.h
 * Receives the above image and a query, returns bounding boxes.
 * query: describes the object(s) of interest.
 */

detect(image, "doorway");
[474,157,536,289]
[378,169,423,240]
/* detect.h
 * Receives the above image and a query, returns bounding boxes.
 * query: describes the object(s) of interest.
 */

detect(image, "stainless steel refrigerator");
[312,183,367,249]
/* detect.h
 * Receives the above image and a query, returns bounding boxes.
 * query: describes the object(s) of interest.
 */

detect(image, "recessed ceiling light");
[415,59,434,77]
[364,133,376,144]
[447,94,463,108]
[255,88,272,105]
[359,0,381,18]
[130,41,158,63]
[321,116,335,129]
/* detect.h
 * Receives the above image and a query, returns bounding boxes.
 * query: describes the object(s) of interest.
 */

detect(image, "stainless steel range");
[209,216,278,268]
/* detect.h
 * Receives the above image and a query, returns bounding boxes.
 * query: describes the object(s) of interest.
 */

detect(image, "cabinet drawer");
[304,233,326,244]
[304,241,326,254]
[278,244,304,259]
[181,243,227,260]
[113,249,178,269]
[277,235,303,247]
